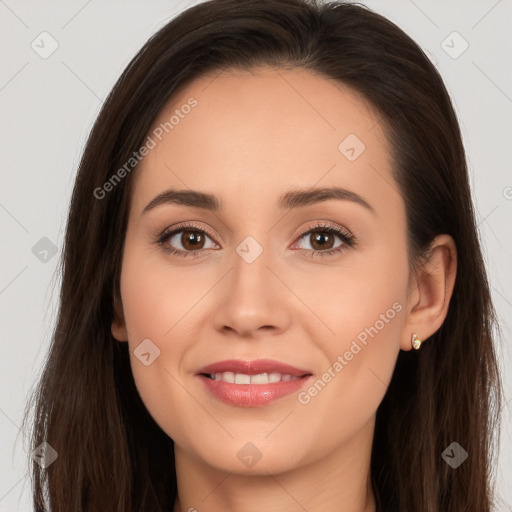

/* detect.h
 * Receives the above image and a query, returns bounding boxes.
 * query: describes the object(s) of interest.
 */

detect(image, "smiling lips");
[196,359,313,407]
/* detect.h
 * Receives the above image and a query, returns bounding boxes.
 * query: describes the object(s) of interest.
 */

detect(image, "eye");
[291,222,355,257]
[155,223,218,257]
[155,221,355,258]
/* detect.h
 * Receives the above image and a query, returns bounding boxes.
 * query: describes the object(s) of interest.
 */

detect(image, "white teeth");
[235,373,251,384]
[222,371,235,383]
[250,373,270,384]
[210,372,300,384]
[268,372,281,383]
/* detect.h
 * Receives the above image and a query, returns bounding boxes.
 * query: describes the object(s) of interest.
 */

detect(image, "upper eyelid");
[294,222,352,238]
[165,222,218,244]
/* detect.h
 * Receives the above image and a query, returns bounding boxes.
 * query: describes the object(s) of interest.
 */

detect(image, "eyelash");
[154,221,356,259]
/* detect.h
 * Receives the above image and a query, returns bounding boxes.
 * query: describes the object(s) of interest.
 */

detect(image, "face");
[112,66,412,475]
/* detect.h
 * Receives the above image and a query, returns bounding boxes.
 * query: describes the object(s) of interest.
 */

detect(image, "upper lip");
[196,359,313,377]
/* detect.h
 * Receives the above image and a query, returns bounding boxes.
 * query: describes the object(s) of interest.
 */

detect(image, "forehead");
[131,66,396,215]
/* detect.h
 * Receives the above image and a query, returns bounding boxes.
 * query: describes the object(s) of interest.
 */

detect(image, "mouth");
[196,358,313,378]
[195,359,314,407]
[200,371,309,384]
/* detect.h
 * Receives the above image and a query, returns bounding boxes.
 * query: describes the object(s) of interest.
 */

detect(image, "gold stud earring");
[411,333,422,350]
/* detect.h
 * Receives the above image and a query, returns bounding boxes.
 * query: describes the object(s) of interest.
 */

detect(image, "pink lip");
[196,358,312,377]
[196,359,313,407]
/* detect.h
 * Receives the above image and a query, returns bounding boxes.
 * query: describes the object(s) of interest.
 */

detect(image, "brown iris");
[180,230,206,250]
[309,231,335,250]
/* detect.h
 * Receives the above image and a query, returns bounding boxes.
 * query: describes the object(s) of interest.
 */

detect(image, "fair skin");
[112,66,457,512]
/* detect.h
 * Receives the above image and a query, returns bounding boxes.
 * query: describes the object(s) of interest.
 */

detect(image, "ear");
[401,234,457,351]
[111,295,129,342]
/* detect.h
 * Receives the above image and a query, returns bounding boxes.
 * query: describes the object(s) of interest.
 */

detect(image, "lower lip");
[197,375,312,407]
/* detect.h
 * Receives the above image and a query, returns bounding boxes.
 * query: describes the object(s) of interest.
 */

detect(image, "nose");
[211,243,292,338]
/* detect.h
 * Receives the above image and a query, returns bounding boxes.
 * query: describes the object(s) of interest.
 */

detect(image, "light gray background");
[0,0,510,510]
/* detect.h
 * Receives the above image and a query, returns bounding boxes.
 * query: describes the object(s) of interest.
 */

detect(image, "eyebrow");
[142,186,376,216]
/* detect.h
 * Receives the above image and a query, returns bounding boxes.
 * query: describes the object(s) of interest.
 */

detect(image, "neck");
[172,417,376,512]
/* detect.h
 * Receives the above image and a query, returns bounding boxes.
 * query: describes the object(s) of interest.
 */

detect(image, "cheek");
[119,244,202,345]
[295,240,407,430]
[117,243,213,443]
[302,234,408,356]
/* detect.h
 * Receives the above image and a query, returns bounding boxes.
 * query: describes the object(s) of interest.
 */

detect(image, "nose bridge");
[211,233,291,336]
[232,236,272,293]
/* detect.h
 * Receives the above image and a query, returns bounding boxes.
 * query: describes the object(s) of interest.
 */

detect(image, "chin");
[186,434,309,476]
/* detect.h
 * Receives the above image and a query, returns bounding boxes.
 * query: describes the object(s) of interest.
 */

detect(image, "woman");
[22,0,503,511]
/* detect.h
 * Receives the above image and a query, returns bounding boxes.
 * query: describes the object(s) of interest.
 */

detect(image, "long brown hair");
[22,0,503,510]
